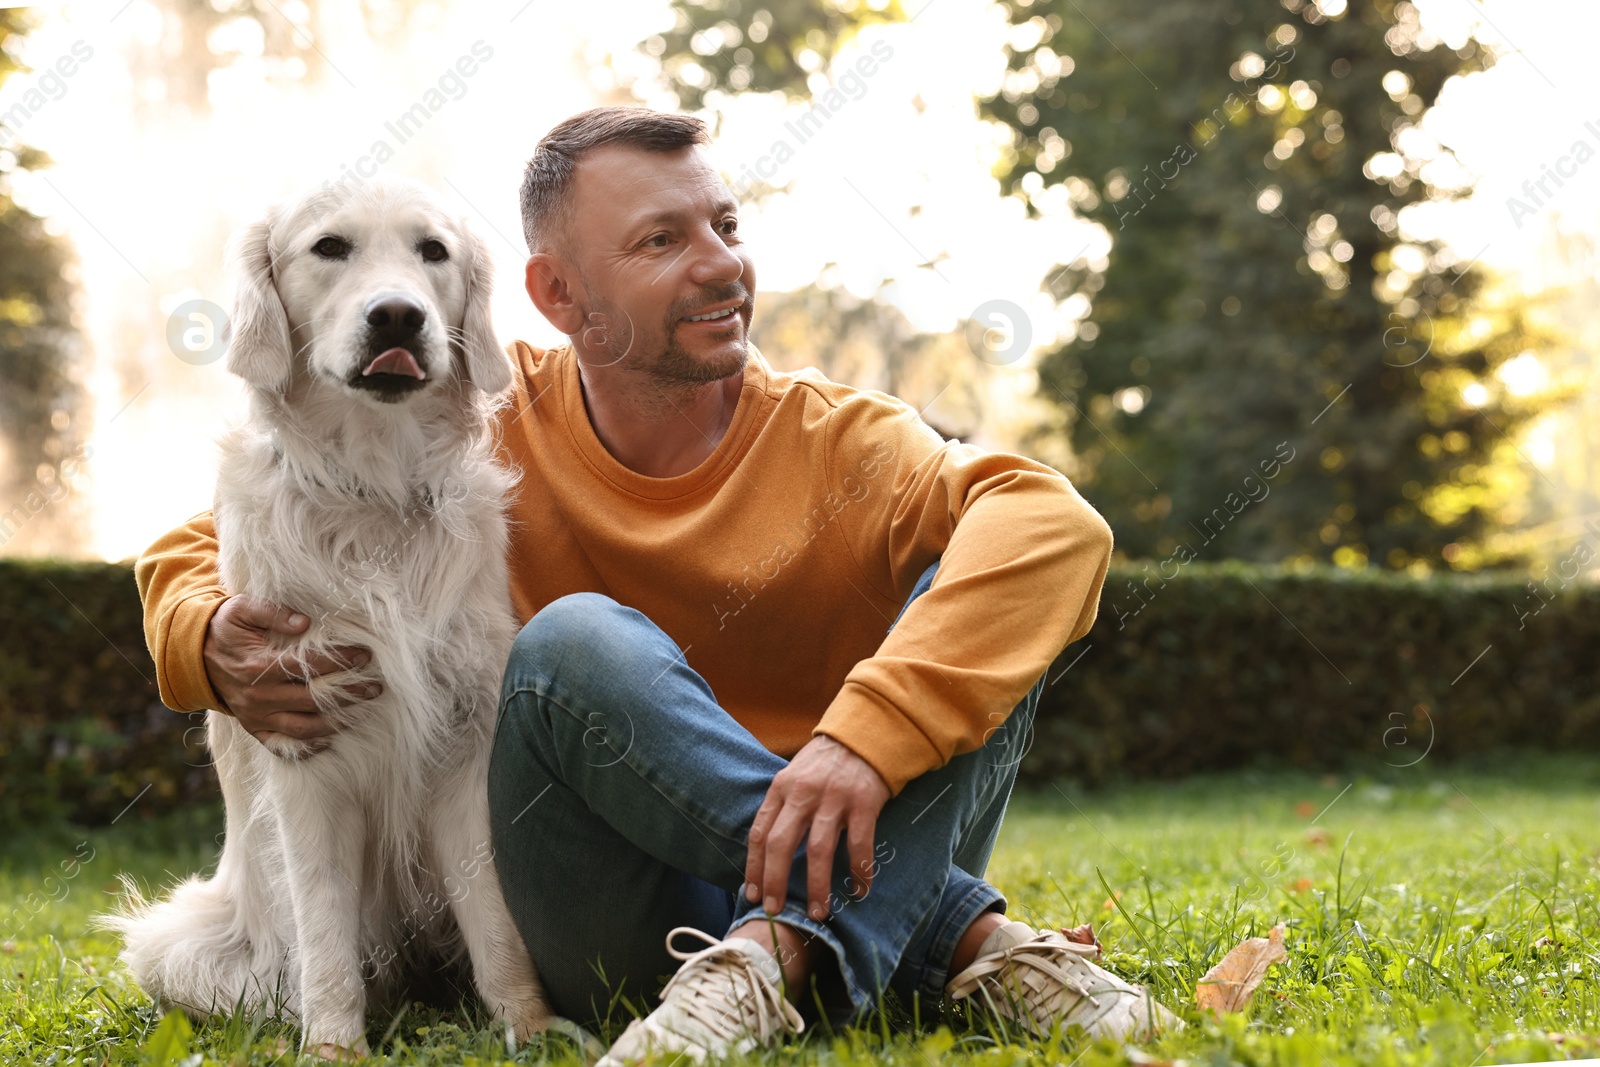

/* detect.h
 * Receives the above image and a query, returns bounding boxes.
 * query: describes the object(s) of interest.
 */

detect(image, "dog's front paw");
[306,1037,369,1062]
[495,997,557,1043]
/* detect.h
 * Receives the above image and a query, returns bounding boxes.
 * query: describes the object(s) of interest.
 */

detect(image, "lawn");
[4,754,1599,1066]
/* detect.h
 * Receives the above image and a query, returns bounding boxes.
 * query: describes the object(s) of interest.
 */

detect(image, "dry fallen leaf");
[1060,922,1103,957]
[1196,923,1288,1015]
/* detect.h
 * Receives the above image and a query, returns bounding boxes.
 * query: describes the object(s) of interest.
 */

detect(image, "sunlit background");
[1,0,1596,568]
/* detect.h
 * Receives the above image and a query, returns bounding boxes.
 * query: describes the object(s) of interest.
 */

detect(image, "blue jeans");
[487,562,1044,1026]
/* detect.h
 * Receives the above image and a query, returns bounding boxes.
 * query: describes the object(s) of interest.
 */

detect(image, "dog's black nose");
[365,296,427,333]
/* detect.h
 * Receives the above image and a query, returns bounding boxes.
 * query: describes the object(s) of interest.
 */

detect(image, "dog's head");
[224,177,512,403]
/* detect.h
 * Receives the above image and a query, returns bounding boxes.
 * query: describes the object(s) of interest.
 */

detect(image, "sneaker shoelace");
[957,933,1139,1033]
[650,927,803,1047]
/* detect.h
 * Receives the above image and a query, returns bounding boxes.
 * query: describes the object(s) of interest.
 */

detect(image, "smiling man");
[135,106,1179,1061]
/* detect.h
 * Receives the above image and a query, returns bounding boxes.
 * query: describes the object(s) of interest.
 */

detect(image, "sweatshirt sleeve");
[133,511,230,713]
[812,395,1114,795]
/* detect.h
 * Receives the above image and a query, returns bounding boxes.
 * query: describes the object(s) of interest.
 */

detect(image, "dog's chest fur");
[213,427,516,758]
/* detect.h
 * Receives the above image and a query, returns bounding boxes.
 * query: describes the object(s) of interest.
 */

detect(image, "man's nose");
[685,226,745,285]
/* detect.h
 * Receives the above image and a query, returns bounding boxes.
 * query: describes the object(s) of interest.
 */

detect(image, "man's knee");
[497,592,665,763]
[509,591,634,670]
[508,588,665,687]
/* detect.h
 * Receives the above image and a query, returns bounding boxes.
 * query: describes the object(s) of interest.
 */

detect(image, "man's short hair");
[519,107,710,255]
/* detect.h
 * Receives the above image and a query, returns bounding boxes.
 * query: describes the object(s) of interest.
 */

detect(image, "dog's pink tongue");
[362,348,425,379]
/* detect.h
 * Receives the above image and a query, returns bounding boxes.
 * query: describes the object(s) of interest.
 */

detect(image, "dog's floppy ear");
[458,229,513,395]
[224,214,293,392]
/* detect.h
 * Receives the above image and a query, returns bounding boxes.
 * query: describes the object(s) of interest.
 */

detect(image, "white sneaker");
[596,927,804,1066]
[945,920,1183,1041]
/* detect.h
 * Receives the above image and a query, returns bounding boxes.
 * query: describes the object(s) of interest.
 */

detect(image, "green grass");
[5,755,1600,1065]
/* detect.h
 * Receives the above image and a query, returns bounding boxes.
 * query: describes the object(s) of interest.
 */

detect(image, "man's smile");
[681,303,742,324]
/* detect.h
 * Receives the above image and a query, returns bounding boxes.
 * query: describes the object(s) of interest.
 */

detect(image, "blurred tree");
[648,0,906,114]
[1461,229,1596,570]
[0,9,87,555]
[751,279,987,440]
[982,0,1550,569]
[122,0,431,117]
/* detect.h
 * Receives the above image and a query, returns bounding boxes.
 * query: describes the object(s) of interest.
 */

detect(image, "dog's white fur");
[102,178,551,1053]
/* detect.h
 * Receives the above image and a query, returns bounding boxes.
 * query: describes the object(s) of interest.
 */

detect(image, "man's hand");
[744,735,890,922]
[203,595,379,748]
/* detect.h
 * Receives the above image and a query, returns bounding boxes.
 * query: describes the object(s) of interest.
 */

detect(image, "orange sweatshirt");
[135,342,1113,795]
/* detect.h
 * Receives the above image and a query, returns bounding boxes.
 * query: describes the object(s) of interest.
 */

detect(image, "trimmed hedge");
[0,560,214,829]
[1022,561,1600,785]
[2,558,1596,826]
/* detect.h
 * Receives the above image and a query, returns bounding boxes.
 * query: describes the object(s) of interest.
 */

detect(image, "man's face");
[562,143,755,384]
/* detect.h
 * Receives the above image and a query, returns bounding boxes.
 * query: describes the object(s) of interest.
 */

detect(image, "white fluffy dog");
[103,178,551,1056]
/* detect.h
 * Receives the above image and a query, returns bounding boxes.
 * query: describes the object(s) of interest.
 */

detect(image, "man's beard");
[653,324,747,384]
[580,283,750,386]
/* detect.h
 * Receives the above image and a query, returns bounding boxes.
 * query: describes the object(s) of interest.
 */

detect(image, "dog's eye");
[312,236,350,259]
[418,239,449,263]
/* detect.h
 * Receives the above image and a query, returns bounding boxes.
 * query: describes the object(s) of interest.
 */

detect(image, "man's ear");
[224,214,293,392]
[459,229,513,395]
[525,252,584,336]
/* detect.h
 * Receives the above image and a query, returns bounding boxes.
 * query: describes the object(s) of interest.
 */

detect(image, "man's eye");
[419,239,449,262]
[312,236,350,259]
[645,234,670,248]
[720,219,739,235]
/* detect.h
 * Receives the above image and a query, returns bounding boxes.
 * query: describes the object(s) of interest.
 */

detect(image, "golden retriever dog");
[103,177,552,1057]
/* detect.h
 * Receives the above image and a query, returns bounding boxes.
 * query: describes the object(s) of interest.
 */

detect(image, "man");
[136,106,1179,1061]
